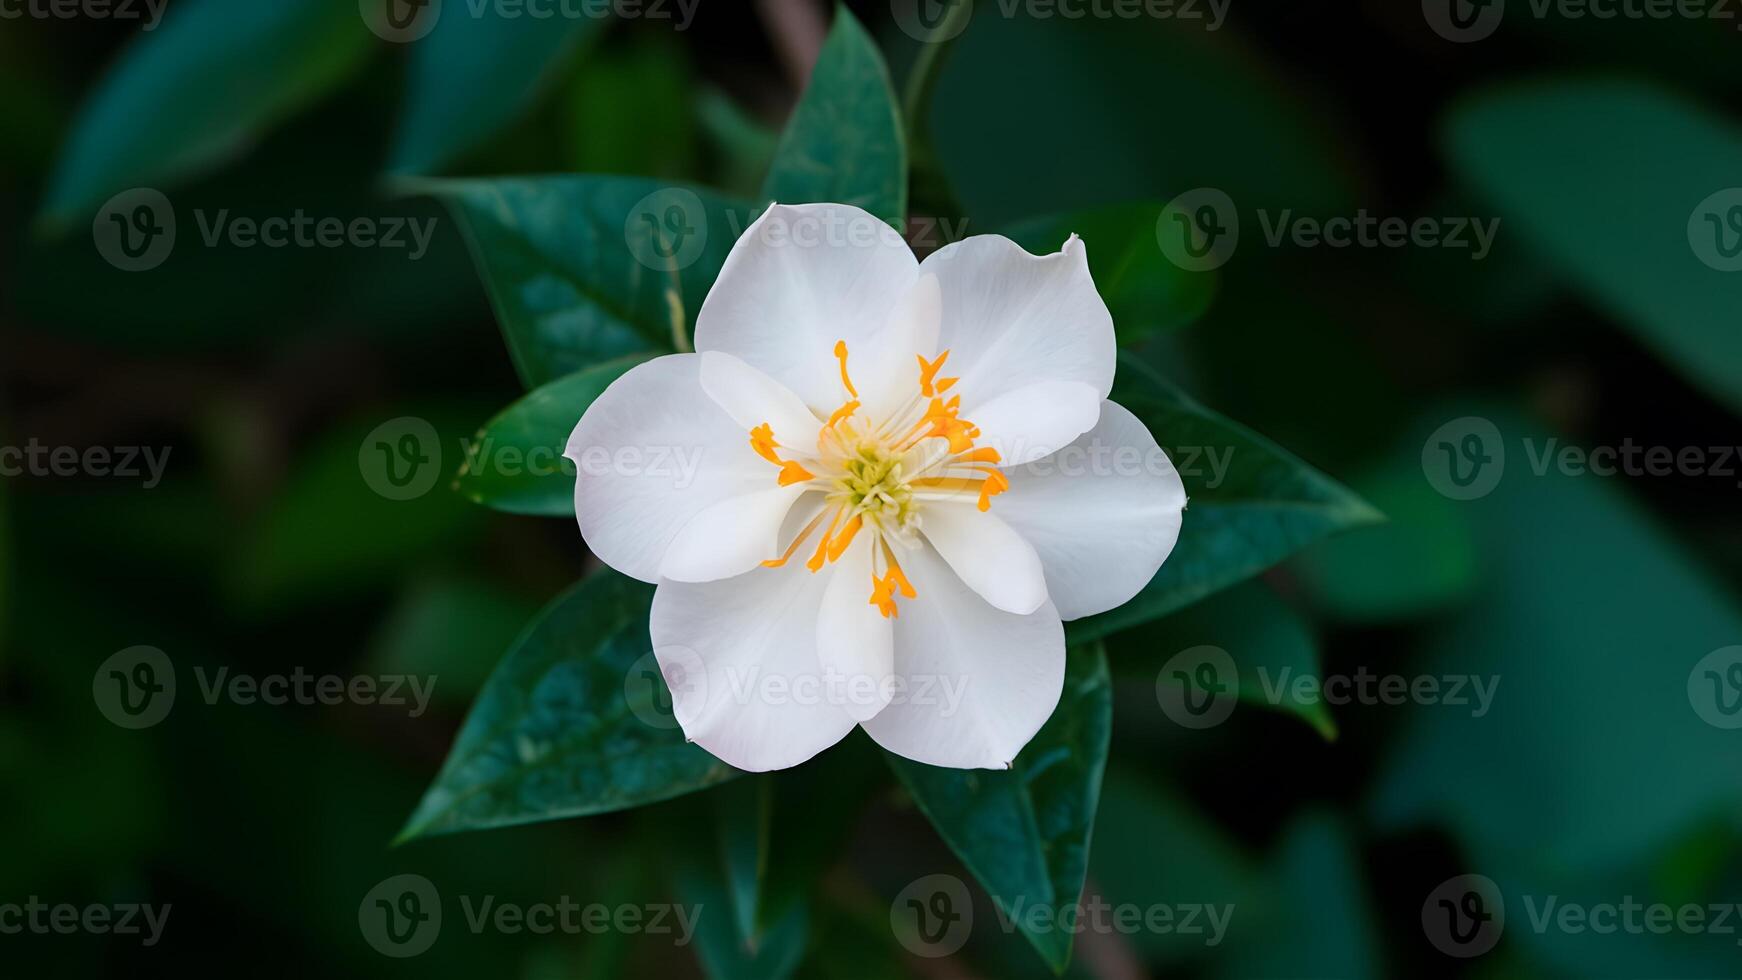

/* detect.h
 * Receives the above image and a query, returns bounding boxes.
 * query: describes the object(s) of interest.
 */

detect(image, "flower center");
[746,341,1010,618]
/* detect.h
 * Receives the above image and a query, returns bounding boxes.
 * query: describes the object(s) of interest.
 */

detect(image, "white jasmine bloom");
[566,202,1185,772]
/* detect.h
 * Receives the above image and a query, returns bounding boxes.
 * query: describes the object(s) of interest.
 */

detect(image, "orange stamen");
[917,351,951,397]
[826,400,860,428]
[750,423,781,465]
[777,461,814,486]
[977,470,1010,511]
[761,509,826,568]
[834,340,857,398]
[826,515,862,561]
[806,508,844,572]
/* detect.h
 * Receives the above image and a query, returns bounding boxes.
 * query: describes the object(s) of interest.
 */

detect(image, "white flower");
[566,202,1186,772]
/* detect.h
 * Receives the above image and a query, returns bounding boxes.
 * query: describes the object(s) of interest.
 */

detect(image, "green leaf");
[1290,450,1479,623]
[387,9,607,175]
[396,571,739,842]
[1214,812,1381,980]
[713,776,774,945]
[1070,353,1382,639]
[455,354,652,516]
[1106,580,1337,739]
[1001,203,1216,343]
[885,645,1112,973]
[411,175,755,388]
[925,11,1355,228]
[1445,78,1742,414]
[761,5,906,224]
[562,31,699,179]
[365,575,543,709]
[38,0,370,227]
[1372,408,1742,875]
[675,835,810,980]
[1088,766,1255,966]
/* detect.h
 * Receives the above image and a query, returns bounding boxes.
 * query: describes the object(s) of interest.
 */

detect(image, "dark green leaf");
[1071,353,1381,639]
[397,571,738,841]
[387,9,606,175]
[676,838,810,980]
[761,5,906,224]
[1002,203,1216,343]
[1372,409,1742,876]
[1445,79,1742,414]
[713,776,774,945]
[1105,580,1337,739]
[1290,451,1478,622]
[886,645,1112,972]
[39,0,370,227]
[562,31,698,179]
[455,354,652,516]
[410,175,755,388]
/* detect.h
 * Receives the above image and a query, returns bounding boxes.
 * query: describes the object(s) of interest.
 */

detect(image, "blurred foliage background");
[3,0,1741,976]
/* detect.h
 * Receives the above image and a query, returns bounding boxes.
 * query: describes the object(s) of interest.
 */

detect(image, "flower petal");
[996,400,1187,620]
[918,233,1116,412]
[698,351,822,448]
[856,272,943,422]
[920,501,1049,615]
[968,379,1103,466]
[565,354,768,583]
[859,543,1065,769]
[815,534,894,722]
[659,484,810,583]
[695,202,919,414]
[651,563,856,772]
